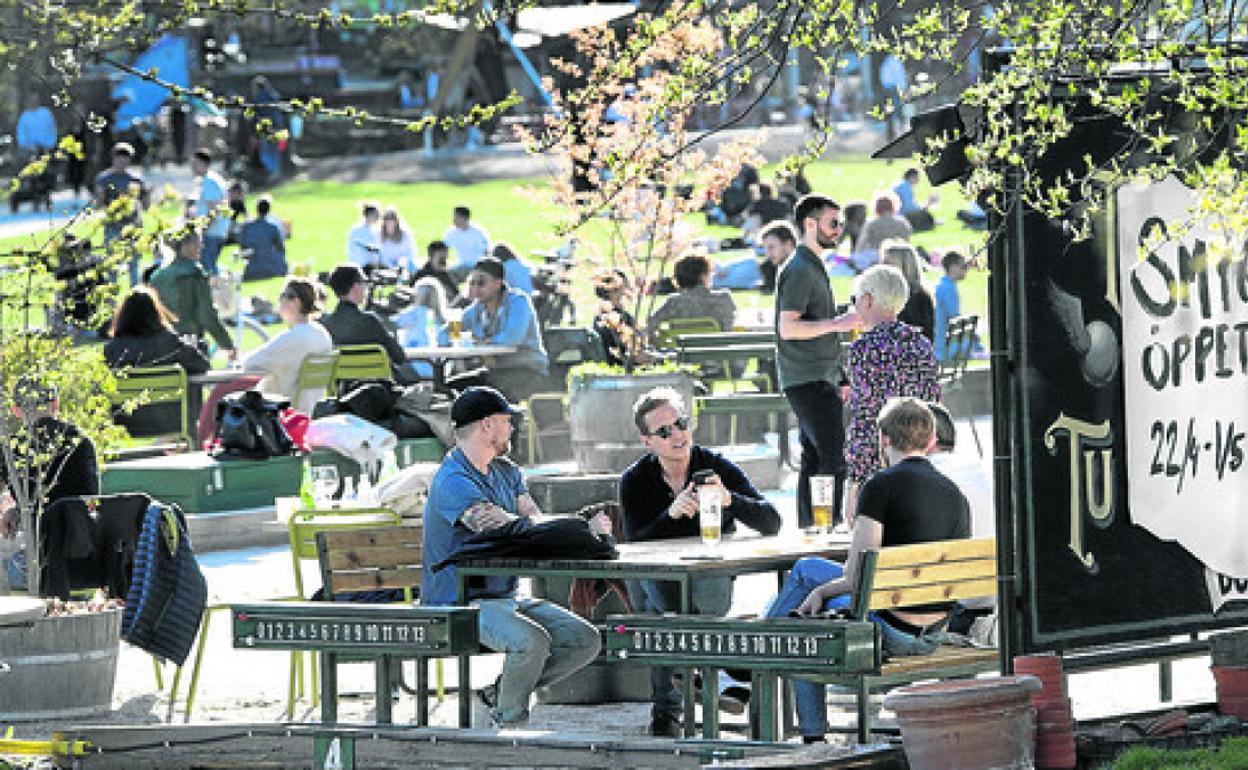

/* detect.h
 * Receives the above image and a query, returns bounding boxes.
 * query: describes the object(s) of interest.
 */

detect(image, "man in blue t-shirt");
[421,386,605,727]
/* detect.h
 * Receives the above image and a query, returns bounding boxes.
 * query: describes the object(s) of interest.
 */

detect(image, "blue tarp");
[112,35,190,130]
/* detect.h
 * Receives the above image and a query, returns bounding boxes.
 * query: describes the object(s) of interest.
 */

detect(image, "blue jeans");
[476,597,601,724]
[200,236,225,276]
[765,558,944,737]
[631,577,733,719]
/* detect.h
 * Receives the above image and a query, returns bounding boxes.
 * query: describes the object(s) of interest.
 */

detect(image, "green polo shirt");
[774,245,842,390]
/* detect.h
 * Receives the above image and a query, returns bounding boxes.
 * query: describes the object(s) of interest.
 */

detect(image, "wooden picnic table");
[455,531,850,735]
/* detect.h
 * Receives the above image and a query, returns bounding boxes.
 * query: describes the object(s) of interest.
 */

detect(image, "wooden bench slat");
[868,577,998,610]
[871,558,997,590]
[321,526,422,550]
[323,545,424,571]
[879,647,999,677]
[873,538,996,568]
[331,567,425,593]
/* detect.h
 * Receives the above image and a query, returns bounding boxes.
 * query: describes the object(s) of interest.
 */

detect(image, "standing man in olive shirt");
[776,194,858,528]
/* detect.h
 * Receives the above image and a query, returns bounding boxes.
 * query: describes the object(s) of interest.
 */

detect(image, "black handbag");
[213,390,295,459]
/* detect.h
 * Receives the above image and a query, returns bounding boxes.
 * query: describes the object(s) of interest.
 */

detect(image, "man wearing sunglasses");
[619,387,781,737]
[776,193,861,530]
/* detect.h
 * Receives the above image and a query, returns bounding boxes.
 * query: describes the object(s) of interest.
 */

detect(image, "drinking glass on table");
[698,485,722,548]
[446,309,465,345]
[311,465,339,505]
[810,475,836,534]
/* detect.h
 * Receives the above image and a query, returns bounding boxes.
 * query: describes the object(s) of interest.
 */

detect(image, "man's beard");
[494,436,512,456]
[815,229,838,249]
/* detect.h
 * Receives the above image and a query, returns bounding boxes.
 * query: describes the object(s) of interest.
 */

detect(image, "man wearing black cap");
[94,141,150,284]
[444,257,548,401]
[421,386,606,727]
[320,263,416,383]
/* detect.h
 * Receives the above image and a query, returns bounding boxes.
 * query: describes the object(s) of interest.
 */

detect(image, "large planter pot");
[884,675,1042,770]
[0,606,122,721]
[568,370,695,472]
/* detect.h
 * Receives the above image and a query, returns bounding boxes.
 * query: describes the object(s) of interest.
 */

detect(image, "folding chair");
[111,364,192,451]
[175,506,401,721]
[291,351,339,412]
[333,344,392,391]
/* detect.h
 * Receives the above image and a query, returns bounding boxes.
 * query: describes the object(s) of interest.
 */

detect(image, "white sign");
[1117,175,1248,580]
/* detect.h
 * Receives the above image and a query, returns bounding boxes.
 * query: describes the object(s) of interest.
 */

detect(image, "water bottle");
[342,476,357,503]
[358,471,376,506]
[299,461,316,509]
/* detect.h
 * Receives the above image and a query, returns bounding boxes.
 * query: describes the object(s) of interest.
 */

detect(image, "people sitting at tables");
[620,387,781,737]
[149,229,237,363]
[378,206,416,273]
[321,264,419,384]
[1,377,100,591]
[421,386,607,727]
[893,167,937,232]
[492,242,534,295]
[410,240,460,303]
[646,253,736,341]
[395,277,450,379]
[763,397,969,743]
[242,278,333,414]
[854,192,912,271]
[444,205,491,282]
[444,257,548,402]
[879,239,934,341]
[238,195,287,281]
[346,201,382,269]
[103,286,210,436]
[843,264,940,521]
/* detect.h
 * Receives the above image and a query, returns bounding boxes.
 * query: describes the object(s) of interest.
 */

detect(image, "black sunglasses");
[648,416,690,439]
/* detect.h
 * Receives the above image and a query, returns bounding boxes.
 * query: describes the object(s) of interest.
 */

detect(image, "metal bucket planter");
[568,370,694,472]
[884,675,1042,770]
[0,607,122,721]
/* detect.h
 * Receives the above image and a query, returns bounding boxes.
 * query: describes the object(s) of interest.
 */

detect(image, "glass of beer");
[698,485,722,548]
[811,475,835,534]
[446,309,464,344]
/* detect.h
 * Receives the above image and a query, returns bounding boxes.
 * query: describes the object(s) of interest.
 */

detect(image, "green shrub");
[1113,736,1248,769]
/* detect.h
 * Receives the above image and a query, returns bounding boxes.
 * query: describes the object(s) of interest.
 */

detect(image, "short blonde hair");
[855,264,910,316]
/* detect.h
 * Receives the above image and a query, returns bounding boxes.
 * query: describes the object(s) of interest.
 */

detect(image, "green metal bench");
[601,537,1000,743]
[232,601,479,726]
[675,331,775,348]
[602,615,878,741]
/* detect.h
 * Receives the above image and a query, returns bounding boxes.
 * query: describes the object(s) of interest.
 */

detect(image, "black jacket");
[433,517,618,572]
[104,329,209,436]
[320,299,406,366]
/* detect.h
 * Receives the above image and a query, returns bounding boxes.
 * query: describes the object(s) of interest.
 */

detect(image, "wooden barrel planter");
[884,675,1042,770]
[0,606,122,721]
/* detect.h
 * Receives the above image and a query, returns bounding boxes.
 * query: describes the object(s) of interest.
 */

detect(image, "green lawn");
[1,154,989,357]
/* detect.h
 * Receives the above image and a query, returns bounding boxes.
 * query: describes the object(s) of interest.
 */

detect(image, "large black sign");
[1002,110,1248,651]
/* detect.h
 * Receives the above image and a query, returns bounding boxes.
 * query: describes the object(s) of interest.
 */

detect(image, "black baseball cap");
[451,386,521,428]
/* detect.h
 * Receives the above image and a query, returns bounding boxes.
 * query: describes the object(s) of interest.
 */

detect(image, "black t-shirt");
[899,288,935,342]
[858,456,970,546]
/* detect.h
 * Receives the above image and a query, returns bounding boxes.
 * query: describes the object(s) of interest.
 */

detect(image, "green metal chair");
[174,505,402,721]
[333,344,392,391]
[291,351,339,411]
[110,364,192,451]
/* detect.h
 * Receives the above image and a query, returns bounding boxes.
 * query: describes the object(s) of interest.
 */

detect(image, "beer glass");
[698,486,722,548]
[811,475,835,533]
[446,309,464,344]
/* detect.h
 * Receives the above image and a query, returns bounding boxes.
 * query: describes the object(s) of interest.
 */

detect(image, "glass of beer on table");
[446,308,464,343]
[811,475,835,533]
[697,483,722,548]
